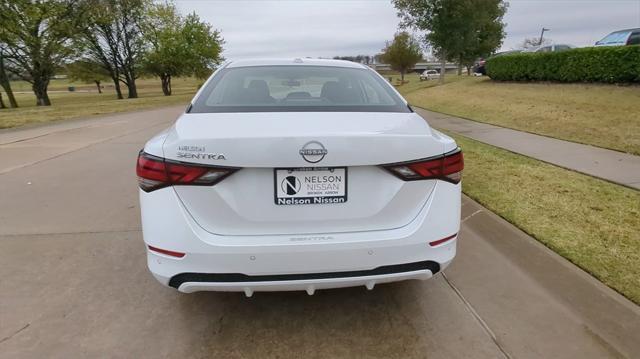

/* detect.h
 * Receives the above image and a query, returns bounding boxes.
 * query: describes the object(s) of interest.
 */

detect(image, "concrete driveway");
[1,107,638,358]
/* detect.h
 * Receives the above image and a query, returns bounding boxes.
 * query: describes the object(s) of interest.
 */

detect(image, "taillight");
[147,245,185,258]
[136,151,238,192]
[429,233,457,247]
[382,148,463,184]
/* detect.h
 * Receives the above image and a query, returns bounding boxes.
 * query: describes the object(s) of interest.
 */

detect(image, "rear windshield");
[189,65,410,113]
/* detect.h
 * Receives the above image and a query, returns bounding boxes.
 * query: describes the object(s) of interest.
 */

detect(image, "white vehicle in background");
[137,58,463,296]
[525,44,575,53]
[595,28,640,46]
[420,69,440,80]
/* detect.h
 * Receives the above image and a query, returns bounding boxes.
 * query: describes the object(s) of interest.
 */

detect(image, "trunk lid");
[163,112,450,236]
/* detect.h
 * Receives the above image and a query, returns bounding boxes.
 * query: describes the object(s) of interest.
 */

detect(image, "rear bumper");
[141,181,460,294]
[170,264,446,296]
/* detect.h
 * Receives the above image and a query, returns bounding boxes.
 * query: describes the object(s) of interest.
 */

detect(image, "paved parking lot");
[1,108,638,358]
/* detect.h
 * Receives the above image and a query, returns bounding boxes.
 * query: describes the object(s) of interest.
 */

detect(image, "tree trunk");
[4,85,18,108]
[127,80,138,98]
[161,74,172,96]
[112,77,123,99]
[439,54,446,85]
[0,55,18,108]
[123,71,138,99]
[457,57,463,76]
[400,71,405,84]
[32,79,51,106]
[95,80,102,94]
[125,77,138,99]
[0,92,6,109]
[0,80,18,108]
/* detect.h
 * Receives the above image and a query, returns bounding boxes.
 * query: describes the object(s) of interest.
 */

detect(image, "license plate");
[274,167,347,205]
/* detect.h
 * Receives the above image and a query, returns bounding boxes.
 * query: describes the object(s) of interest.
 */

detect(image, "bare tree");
[520,37,553,51]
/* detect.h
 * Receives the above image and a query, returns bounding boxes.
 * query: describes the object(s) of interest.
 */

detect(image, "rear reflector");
[136,151,238,192]
[382,148,463,184]
[429,234,457,247]
[148,245,186,258]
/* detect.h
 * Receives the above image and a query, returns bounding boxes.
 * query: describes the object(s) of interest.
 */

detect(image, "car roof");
[225,58,367,69]
[609,28,640,33]
[525,43,574,52]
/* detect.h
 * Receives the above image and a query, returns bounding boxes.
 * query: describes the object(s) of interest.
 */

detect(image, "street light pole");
[539,28,550,46]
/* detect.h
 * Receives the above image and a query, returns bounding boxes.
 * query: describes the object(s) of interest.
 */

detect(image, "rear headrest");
[248,80,269,94]
[320,81,340,99]
[321,81,361,104]
[243,79,274,103]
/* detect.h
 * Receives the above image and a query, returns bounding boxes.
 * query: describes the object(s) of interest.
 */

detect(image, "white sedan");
[525,44,575,53]
[137,58,463,296]
[420,69,440,80]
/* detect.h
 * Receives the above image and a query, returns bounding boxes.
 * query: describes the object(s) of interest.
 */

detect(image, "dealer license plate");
[274,167,347,205]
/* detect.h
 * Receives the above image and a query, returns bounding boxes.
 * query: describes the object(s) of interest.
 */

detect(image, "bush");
[486,46,640,83]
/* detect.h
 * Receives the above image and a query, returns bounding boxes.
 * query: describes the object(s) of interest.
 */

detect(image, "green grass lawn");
[452,131,640,304]
[395,74,640,303]
[400,76,640,155]
[0,77,199,129]
[386,71,465,93]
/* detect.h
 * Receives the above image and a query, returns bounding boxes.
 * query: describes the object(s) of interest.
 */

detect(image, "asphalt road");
[1,107,638,358]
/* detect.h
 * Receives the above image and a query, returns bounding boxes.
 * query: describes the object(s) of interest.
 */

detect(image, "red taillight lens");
[147,245,185,258]
[429,233,458,247]
[382,149,464,184]
[136,151,237,192]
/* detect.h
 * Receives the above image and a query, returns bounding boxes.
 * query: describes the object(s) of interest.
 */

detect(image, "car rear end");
[474,58,486,75]
[137,59,463,295]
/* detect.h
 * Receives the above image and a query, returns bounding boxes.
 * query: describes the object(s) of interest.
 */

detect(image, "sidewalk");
[415,107,640,190]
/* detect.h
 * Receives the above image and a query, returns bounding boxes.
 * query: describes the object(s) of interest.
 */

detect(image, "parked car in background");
[420,69,440,81]
[492,50,523,57]
[525,44,575,53]
[473,58,486,75]
[595,28,640,46]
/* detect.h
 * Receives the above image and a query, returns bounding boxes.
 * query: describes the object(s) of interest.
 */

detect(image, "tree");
[0,0,79,106]
[458,0,508,74]
[520,37,552,51]
[380,32,423,82]
[142,3,182,96]
[393,0,507,84]
[393,0,467,84]
[0,46,18,108]
[332,55,373,64]
[67,60,110,93]
[142,3,224,95]
[79,0,149,99]
[181,13,224,80]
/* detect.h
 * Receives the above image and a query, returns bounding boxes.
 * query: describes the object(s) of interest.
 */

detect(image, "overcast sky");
[175,0,640,59]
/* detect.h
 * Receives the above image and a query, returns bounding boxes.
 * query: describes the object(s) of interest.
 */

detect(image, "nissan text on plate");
[136,58,464,296]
